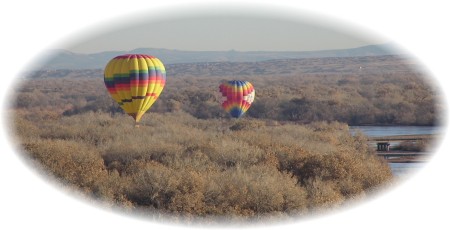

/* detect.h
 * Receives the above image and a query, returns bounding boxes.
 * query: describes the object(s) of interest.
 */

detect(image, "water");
[349,125,441,137]
[349,126,440,177]
[389,162,425,178]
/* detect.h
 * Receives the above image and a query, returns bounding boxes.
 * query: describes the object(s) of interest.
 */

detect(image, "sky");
[1,1,450,230]
[64,11,388,53]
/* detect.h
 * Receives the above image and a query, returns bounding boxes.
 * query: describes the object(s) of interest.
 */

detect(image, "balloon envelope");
[219,80,255,118]
[104,54,166,122]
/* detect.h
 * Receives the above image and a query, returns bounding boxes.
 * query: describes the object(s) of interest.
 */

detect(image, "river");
[349,126,442,177]
[389,162,425,178]
[349,125,441,137]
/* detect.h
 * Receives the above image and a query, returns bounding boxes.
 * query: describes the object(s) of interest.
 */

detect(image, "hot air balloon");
[104,54,166,125]
[219,80,255,118]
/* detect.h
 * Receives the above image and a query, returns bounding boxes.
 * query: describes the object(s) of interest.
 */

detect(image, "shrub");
[12,71,441,125]
[13,102,395,221]
[23,139,106,190]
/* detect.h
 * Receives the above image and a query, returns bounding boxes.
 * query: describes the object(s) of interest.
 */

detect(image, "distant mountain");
[26,55,421,80]
[32,43,403,70]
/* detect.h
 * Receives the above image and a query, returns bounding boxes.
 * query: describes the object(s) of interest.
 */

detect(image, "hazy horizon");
[61,14,389,54]
[55,42,390,55]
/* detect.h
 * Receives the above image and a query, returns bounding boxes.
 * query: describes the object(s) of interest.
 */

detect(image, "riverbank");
[369,134,433,141]
[377,151,431,163]
[369,134,435,163]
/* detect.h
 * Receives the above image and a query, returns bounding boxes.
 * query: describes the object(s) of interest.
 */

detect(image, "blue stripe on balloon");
[229,107,244,118]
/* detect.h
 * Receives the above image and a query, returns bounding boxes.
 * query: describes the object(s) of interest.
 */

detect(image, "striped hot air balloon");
[219,80,255,118]
[104,54,166,124]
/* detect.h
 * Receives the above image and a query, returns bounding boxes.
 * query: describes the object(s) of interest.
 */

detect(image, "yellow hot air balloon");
[104,54,166,125]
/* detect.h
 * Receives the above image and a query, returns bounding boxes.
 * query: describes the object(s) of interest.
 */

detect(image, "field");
[9,55,441,223]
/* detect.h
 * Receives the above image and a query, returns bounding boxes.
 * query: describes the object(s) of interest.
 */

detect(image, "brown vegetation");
[10,56,440,221]
[15,65,441,126]
[394,140,429,152]
[13,108,393,222]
